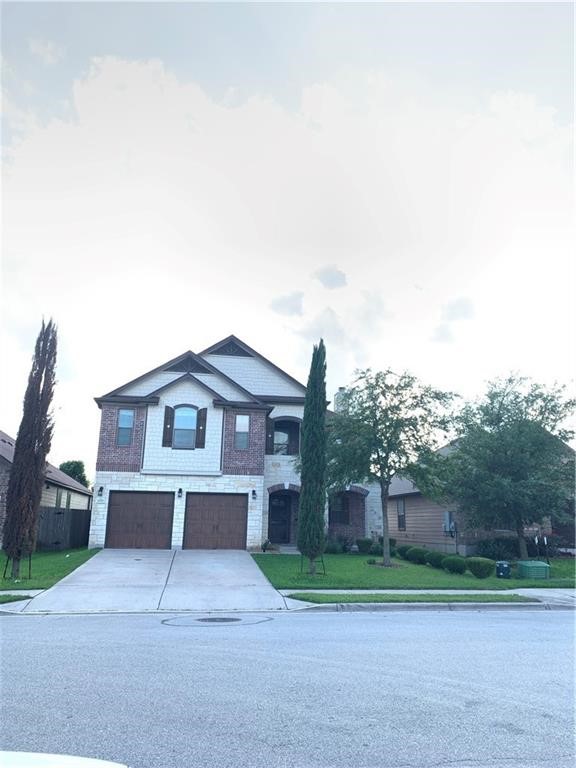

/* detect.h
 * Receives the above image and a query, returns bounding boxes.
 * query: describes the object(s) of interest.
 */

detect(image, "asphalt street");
[1,611,574,768]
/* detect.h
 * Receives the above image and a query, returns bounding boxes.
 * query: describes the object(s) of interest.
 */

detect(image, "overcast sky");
[1,1,574,481]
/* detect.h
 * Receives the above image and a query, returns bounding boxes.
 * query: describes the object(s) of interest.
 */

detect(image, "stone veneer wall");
[96,405,147,472]
[89,471,266,549]
[222,409,266,475]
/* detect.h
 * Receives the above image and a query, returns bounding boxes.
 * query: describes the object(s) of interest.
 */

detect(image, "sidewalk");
[2,587,573,613]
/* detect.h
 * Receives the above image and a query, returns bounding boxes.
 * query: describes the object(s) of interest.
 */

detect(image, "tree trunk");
[308,558,316,576]
[380,480,392,567]
[517,528,529,560]
[11,557,20,580]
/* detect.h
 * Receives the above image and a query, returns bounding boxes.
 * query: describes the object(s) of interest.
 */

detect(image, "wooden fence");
[36,506,92,551]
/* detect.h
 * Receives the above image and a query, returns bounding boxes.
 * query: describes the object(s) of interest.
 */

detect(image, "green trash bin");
[517,560,550,579]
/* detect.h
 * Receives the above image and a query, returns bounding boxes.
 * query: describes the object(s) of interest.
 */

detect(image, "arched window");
[173,406,197,449]
[266,418,300,455]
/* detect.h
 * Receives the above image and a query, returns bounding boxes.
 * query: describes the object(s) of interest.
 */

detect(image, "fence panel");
[36,506,92,551]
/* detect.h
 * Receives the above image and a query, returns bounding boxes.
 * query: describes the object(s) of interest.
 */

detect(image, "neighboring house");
[382,460,575,556]
[0,430,93,551]
[89,335,372,550]
[383,476,475,556]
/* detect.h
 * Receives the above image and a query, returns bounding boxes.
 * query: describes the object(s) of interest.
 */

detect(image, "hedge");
[466,557,496,579]
[425,550,446,569]
[442,555,467,574]
[405,547,428,565]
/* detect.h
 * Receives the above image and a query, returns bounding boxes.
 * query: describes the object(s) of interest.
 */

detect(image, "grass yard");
[0,594,33,604]
[253,554,575,590]
[1,548,100,590]
[288,592,539,604]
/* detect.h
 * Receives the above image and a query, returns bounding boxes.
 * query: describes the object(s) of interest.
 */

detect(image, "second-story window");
[117,409,135,446]
[173,406,197,449]
[234,414,250,449]
[273,420,300,455]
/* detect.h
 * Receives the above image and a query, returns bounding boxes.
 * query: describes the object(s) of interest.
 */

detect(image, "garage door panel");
[106,491,174,549]
[183,493,247,549]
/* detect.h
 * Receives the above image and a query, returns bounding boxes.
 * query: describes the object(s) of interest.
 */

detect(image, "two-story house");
[89,335,372,550]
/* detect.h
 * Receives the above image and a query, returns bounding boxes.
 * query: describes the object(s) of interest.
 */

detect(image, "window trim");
[172,404,198,451]
[234,414,250,450]
[397,498,406,531]
[116,408,135,447]
[329,492,350,526]
[271,417,301,456]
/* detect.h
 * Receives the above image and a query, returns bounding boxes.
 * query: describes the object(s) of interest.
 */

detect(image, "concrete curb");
[300,602,573,612]
[1,601,573,616]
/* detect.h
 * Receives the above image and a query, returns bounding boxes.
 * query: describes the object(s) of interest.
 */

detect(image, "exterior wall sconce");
[45,482,50,489]
[97,486,104,497]
[251,490,257,500]
[178,488,183,498]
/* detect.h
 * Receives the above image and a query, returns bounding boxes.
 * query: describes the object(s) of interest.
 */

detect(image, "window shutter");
[196,408,207,449]
[265,418,274,454]
[162,406,174,447]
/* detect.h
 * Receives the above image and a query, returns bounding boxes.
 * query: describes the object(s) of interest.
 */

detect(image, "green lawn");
[289,592,539,604]
[253,554,575,590]
[1,548,100,590]
[0,594,33,604]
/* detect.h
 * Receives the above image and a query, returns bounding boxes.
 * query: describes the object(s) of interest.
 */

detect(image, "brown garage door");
[105,491,174,549]
[183,493,248,549]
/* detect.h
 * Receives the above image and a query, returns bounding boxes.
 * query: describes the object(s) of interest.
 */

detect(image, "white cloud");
[314,265,347,289]
[270,292,304,317]
[2,58,573,468]
[28,38,65,66]
[442,297,474,323]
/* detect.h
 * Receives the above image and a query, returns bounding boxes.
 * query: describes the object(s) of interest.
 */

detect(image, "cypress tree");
[297,339,327,575]
[3,319,57,579]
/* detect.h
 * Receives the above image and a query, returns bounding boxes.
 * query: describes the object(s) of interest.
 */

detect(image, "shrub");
[442,555,467,574]
[397,545,413,560]
[425,550,446,569]
[405,547,428,565]
[337,535,353,553]
[356,538,373,554]
[324,539,343,555]
[378,536,396,548]
[475,537,519,561]
[467,557,496,579]
[475,535,562,562]
[366,558,377,565]
[369,543,383,556]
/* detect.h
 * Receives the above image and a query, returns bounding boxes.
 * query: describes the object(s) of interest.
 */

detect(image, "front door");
[268,494,291,544]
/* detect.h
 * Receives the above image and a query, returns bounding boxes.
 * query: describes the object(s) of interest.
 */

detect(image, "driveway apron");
[22,550,285,613]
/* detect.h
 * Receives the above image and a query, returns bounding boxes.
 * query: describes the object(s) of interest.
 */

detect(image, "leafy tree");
[413,376,575,560]
[297,339,327,574]
[3,320,58,579]
[327,369,453,566]
[59,460,89,488]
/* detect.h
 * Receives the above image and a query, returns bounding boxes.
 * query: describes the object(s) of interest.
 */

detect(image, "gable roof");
[97,349,263,406]
[200,335,307,394]
[0,430,92,496]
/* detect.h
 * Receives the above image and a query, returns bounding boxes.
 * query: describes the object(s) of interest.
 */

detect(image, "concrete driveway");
[23,550,287,613]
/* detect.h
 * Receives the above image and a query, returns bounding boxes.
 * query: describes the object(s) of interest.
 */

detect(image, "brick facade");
[0,459,10,545]
[96,405,147,472]
[222,409,266,475]
[329,491,366,543]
